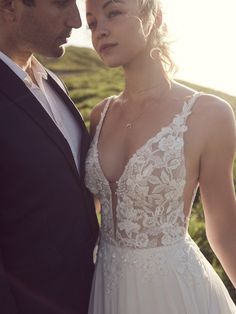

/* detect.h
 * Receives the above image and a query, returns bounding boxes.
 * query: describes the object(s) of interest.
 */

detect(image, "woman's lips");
[99,43,118,54]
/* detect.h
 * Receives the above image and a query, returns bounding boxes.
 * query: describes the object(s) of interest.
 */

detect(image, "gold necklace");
[125,107,149,128]
[119,96,151,129]
[122,81,171,129]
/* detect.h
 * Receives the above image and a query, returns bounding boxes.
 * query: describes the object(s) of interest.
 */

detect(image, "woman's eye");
[87,22,97,31]
[108,10,122,18]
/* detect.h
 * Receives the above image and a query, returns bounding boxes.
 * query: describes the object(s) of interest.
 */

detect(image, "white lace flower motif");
[118,220,141,236]
[159,135,183,152]
[135,233,149,248]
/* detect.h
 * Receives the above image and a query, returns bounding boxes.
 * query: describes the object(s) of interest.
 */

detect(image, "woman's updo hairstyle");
[138,0,175,74]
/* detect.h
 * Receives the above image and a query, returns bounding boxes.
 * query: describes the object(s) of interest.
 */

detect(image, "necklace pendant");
[126,123,132,128]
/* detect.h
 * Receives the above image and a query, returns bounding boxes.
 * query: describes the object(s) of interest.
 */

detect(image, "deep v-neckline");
[94,93,200,191]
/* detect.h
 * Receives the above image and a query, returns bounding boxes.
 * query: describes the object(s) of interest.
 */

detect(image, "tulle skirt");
[88,235,236,314]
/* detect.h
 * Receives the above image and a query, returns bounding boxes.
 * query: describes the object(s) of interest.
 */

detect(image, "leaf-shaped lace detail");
[85,93,201,248]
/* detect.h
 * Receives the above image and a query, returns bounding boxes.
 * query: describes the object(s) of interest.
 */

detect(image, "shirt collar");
[0,50,28,81]
[31,56,48,81]
[0,51,48,86]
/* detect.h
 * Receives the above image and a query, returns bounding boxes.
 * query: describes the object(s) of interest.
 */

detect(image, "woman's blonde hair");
[138,0,175,74]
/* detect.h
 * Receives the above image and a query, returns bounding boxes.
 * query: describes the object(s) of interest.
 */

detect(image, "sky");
[68,0,236,96]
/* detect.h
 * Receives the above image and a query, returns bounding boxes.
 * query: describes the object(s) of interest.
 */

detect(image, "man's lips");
[58,31,72,42]
[99,43,118,54]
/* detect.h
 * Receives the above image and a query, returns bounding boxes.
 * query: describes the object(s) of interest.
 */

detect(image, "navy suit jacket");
[0,59,99,314]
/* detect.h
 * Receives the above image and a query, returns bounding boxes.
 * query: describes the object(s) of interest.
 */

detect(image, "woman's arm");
[199,97,236,287]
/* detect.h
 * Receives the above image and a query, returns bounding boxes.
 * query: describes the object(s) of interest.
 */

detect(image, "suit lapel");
[46,73,91,179]
[0,60,86,186]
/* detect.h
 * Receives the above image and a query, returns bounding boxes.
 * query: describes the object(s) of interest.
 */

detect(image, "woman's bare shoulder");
[172,81,236,154]
[172,81,235,126]
[89,96,116,137]
[194,93,235,127]
[193,93,236,154]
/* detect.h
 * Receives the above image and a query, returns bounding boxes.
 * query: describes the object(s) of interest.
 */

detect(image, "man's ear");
[0,0,16,21]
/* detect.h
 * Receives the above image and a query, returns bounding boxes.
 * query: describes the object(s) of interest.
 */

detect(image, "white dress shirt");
[0,51,82,172]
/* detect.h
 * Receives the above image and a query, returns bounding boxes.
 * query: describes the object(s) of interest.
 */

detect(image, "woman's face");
[86,0,152,68]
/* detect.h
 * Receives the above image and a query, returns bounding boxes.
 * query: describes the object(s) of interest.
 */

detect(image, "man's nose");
[66,3,82,29]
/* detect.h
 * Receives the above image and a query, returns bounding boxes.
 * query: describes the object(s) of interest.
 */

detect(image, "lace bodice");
[85,94,201,248]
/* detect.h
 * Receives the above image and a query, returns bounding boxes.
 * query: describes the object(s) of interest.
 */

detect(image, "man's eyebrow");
[86,0,124,16]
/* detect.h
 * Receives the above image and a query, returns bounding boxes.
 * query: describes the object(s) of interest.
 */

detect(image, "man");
[0,1,99,313]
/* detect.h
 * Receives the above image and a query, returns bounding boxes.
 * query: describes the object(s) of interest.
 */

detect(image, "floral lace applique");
[85,94,201,249]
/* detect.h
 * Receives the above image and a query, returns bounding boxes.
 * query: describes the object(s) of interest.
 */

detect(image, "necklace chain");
[125,106,149,128]
[121,81,171,129]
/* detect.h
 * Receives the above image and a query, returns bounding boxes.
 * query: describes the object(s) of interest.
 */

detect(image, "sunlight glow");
[70,0,236,96]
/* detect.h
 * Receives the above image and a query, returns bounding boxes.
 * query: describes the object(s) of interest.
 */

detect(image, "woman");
[85,0,236,313]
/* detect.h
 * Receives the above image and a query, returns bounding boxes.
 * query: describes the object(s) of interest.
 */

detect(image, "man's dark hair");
[22,0,35,6]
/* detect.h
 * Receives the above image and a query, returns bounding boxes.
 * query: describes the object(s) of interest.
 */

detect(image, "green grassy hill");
[40,46,236,120]
[40,46,236,301]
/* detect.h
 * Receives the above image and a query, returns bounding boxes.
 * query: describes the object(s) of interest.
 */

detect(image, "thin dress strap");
[181,92,203,123]
[93,96,114,145]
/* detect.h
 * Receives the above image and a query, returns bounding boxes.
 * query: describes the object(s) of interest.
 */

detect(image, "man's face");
[13,0,81,58]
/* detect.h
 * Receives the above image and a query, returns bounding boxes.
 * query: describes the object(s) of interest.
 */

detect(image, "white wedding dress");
[85,93,236,314]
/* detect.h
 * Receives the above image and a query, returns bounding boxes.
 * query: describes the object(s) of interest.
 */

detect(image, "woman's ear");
[147,7,162,37]
[155,8,162,28]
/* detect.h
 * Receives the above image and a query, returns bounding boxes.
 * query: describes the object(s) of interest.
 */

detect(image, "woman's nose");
[96,23,110,40]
